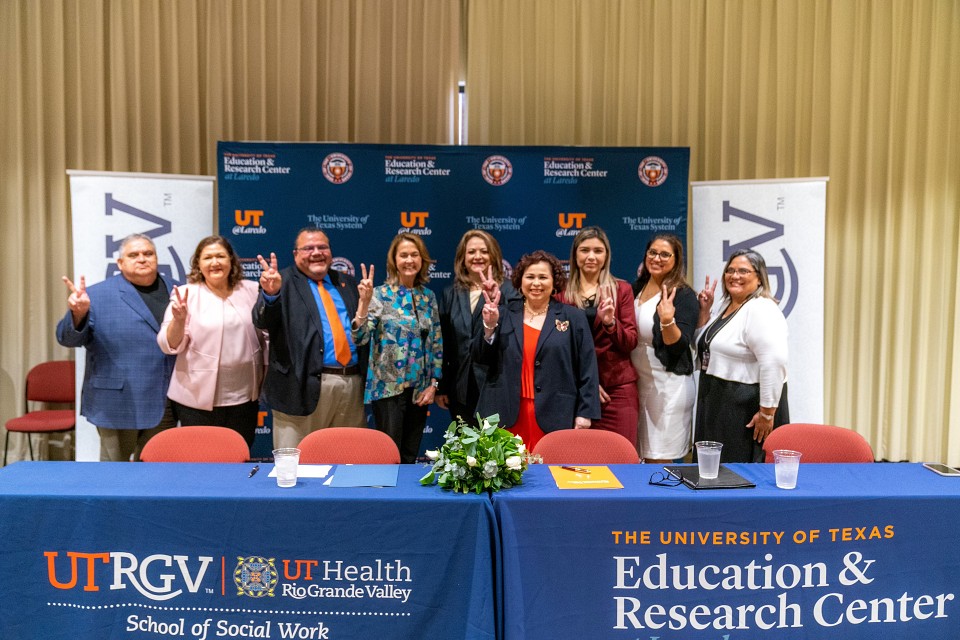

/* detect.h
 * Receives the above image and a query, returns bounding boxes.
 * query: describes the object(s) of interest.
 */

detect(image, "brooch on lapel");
[555,319,570,332]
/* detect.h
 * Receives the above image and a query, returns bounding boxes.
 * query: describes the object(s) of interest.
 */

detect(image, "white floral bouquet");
[419,414,533,494]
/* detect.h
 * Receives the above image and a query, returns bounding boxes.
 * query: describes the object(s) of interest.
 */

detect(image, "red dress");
[509,323,546,451]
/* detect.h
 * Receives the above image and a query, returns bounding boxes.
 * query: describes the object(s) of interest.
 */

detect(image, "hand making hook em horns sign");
[256,252,281,295]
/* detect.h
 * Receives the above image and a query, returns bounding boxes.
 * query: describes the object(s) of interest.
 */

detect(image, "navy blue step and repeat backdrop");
[217,143,689,460]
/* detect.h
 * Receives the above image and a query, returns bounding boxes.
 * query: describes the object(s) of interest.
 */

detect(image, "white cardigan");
[699,296,788,408]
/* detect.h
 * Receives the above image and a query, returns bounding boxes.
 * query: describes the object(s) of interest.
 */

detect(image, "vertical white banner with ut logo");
[66,170,215,461]
[692,178,827,423]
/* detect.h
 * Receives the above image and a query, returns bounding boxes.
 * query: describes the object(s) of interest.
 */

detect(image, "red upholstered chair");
[140,426,250,463]
[297,427,401,464]
[762,423,874,463]
[3,360,76,466]
[533,429,640,464]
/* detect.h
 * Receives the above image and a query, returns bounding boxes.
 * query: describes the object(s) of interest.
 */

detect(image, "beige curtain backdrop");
[2,0,957,464]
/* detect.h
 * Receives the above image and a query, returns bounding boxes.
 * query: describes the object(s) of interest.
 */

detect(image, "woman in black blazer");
[437,230,518,423]
[473,250,600,451]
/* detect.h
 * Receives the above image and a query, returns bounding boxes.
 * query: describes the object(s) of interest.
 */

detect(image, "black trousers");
[171,400,259,449]
[371,388,428,463]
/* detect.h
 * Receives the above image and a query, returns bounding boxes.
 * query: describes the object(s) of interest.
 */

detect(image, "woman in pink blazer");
[158,236,267,447]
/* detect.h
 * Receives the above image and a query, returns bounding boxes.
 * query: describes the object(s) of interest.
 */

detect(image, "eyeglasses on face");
[295,244,330,253]
[724,267,755,277]
[646,250,674,260]
[648,470,683,487]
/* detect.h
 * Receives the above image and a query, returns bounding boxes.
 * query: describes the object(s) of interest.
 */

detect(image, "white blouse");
[699,296,788,408]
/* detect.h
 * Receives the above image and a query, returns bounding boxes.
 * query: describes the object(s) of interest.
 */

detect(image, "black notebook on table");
[663,464,756,490]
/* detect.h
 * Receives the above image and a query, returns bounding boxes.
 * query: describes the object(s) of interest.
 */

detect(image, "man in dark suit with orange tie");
[254,227,368,449]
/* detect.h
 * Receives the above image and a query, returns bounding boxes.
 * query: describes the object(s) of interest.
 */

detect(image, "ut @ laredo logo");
[234,556,278,597]
[233,209,267,235]
[482,155,513,186]
[399,211,432,235]
[638,156,668,187]
[322,153,354,184]
[556,212,586,237]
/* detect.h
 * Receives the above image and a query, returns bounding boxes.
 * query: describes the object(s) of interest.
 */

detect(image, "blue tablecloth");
[491,463,960,640]
[0,461,497,639]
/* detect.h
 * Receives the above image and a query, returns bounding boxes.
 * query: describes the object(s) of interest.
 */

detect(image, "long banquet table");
[0,461,498,639]
[491,463,960,640]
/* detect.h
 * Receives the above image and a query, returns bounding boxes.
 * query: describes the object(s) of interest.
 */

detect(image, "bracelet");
[603,319,616,329]
[759,411,775,421]
[354,314,368,323]
[483,321,498,331]
[660,318,676,328]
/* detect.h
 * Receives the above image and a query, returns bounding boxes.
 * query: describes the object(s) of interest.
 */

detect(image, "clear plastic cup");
[273,448,301,488]
[695,441,723,480]
[773,449,802,489]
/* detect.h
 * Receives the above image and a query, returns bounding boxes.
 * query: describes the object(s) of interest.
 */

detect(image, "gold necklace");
[524,302,548,318]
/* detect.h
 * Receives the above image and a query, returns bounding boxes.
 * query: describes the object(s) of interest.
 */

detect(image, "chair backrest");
[533,429,640,464]
[298,427,401,464]
[762,423,874,463]
[140,426,250,463]
[25,360,75,404]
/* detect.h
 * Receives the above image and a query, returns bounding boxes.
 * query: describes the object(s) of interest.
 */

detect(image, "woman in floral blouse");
[353,233,443,463]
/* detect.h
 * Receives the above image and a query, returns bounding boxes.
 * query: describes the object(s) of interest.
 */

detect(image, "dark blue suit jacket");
[473,299,600,431]
[252,265,368,416]
[56,274,175,429]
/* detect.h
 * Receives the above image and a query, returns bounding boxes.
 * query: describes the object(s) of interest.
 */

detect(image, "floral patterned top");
[353,283,443,403]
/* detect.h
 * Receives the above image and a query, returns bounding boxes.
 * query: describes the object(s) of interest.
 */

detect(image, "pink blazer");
[158,280,267,411]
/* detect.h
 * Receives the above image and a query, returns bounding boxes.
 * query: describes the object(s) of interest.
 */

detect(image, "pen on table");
[560,465,590,474]
[248,465,260,478]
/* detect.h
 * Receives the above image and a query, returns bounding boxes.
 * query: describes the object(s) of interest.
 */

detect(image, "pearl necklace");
[524,302,548,318]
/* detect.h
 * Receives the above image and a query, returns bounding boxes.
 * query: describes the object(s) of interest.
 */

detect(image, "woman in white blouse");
[158,236,267,448]
[695,249,788,462]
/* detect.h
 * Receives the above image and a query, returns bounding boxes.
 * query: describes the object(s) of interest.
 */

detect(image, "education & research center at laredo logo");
[222,152,293,182]
[542,156,609,184]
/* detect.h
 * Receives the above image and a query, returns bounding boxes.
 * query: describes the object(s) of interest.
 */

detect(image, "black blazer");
[438,280,519,405]
[473,299,600,431]
[253,266,368,415]
[631,280,698,376]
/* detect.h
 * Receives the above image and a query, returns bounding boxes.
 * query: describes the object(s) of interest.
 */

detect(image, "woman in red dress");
[473,251,600,452]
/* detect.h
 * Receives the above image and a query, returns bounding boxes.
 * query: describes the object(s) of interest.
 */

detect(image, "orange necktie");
[317,282,352,366]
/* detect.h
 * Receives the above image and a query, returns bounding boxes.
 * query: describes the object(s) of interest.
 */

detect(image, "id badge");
[700,349,710,371]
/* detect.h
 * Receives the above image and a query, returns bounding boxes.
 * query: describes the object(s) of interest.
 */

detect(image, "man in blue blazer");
[57,234,176,461]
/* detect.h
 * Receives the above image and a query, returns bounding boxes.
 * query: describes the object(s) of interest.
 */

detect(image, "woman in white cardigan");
[158,236,267,448]
[694,249,788,462]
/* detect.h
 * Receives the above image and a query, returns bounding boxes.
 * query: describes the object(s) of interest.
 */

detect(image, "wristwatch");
[431,379,439,388]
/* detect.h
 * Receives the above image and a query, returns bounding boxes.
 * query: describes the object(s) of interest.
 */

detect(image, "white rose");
[517,444,526,454]
[425,449,439,461]
[505,455,522,470]
[466,456,477,467]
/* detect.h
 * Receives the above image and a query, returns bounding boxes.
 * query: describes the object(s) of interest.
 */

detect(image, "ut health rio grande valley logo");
[638,156,668,187]
[234,556,278,597]
[322,153,354,184]
[482,155,513,186]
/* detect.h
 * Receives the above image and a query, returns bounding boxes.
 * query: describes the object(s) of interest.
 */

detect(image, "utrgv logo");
[44,551,213,602]
[723,200,798,318]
